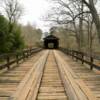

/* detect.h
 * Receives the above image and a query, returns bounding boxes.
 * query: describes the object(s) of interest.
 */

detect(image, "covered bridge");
[43,35,59,49]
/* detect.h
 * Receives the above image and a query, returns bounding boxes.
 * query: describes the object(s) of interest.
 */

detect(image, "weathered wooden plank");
[0,97,9,100]
[0,51,44,99]
[37,95,67,100]
[60,50,100,99]
[9,50,49,100]
[39,87,65,93]
[54,50,97,100]
[76,79,97,100]
[37,51,68,100]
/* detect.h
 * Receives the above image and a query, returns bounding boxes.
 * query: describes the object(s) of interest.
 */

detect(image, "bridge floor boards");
[0,50,100,100]
[58,50,100,100]
[37,51,68,100]
[0,51,43,100]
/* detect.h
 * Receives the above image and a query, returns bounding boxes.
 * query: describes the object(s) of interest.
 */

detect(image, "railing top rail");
[0,47,42,70]
[61,48,100,60]
[0,47,41,59]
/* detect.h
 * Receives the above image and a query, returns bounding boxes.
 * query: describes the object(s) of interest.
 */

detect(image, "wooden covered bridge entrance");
[0,48,100,100]
[43,35,59,49]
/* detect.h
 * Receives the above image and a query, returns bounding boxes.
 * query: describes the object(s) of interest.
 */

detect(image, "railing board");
[60,48,100,70]
[0,48,42,70]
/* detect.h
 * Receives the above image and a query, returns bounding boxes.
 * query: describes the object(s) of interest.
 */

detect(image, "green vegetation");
[0,15,42,54]
[0,0,42,54]
[0,0,25,54]
[0,15,25,54]
[0,15,9,53]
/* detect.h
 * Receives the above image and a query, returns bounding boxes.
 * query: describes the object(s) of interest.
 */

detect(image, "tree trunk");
[83,0,100,42]
[79,1,84,51]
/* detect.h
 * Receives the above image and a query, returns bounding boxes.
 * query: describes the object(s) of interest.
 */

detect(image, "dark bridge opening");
[43,35,59,49]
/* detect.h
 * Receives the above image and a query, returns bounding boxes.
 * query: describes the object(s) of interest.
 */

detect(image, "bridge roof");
[43,35,59,40]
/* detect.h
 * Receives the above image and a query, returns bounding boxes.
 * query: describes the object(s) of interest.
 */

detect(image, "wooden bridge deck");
[37,51,68,100]
[58,51,100,99]
[0,51,44,100]
[0,50,99,100]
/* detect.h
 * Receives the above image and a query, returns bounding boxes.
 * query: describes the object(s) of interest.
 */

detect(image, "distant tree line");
[21,23,43,48]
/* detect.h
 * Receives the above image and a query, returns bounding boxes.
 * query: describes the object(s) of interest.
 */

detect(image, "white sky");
[1,0,100,32]
[19,0,51,32]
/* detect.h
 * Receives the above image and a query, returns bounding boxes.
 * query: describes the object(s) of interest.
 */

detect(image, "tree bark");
[82,0,100,42]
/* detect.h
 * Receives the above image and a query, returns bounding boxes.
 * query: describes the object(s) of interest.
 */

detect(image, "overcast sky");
[19,0,51,32]
[1,0,100,32]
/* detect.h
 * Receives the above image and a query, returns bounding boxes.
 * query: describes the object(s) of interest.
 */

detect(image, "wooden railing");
[60,48,100,70]
[0,48,42,70]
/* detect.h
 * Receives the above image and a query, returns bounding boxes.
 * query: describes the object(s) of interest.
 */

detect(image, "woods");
[0,0,24,53]
[0,0,42,53]
[0,15,25,53]
[47,0,100,53]
[0,0,100,54]
[21,23,42,47]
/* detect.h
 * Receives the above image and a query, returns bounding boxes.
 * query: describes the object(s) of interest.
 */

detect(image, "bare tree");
[21,23,42,47]
[3,0,23,22]
[46,0,100,51]
[80,0,100,42]
[47,0,87,51]
[3,0,23,32]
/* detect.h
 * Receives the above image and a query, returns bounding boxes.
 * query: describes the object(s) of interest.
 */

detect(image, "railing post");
[70,50,72,56]
[26,50,28,58]
[23,52,25,61]
[76,52,78,61]
[28,49,30,57]
[7,56,10,70]
[67,49,69,55]
[27,50,29,57]
[30,49,32,56]
[90,57,94,70]
[72,51,74,59]
[81,53,84,64]
[16,54,19,64]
